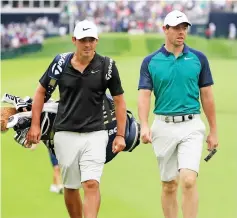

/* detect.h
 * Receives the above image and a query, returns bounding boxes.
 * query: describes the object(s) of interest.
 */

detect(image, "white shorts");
[151,115,206,182]
[54,130,108,189]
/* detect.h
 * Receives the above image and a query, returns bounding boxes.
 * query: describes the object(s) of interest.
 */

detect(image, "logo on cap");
[83,28,91,31]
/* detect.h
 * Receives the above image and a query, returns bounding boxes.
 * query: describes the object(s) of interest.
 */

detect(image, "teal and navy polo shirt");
[138,44,214,116]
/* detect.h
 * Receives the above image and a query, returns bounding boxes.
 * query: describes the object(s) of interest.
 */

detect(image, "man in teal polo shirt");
[138,10,219,218]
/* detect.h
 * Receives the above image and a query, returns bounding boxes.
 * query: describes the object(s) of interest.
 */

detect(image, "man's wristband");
[116,134,125,138]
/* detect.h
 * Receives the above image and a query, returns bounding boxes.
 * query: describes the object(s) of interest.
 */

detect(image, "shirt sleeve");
[39,65,52,89]
[138,57,153,90]
[198,53,214,88]
[107,61,124,96]
[39,56,58,88]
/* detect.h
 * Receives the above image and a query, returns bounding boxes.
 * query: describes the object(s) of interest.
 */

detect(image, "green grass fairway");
[1,34,237,218]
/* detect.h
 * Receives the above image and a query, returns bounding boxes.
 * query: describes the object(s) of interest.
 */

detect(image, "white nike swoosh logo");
[91,70,100,74]
[184,57,193,60]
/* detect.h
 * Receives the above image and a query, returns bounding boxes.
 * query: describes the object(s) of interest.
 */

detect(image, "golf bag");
[2,92,141,164]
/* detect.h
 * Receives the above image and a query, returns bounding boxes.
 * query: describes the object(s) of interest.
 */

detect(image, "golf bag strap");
[45,52,73,102]
[126,110,134,118]
[103,95,113,123]
[103,56,113,123]
[43,139,56,156]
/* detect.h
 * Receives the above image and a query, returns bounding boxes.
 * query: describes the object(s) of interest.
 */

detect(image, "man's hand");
[141,125,152,144]
[26,125,41,146]
[206,131,218,151]
[112,135,126,153]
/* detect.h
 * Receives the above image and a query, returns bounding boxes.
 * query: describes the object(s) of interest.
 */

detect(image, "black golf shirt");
[39,52,124,132]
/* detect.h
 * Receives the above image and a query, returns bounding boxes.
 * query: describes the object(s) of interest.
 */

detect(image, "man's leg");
[161,178,179,218]
[177,117,205,218]
[82,180,101,218]
[64,188,83,218]
[52,165,61,185]
[151,118,180,218]
[158,153,179,218]
[180,169,198,218]
[54,131,87,218]
[50,165,64,193]
[80,130,108,218]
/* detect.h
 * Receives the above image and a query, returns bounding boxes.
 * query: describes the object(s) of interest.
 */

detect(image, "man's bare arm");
[200,86,217,133]
[138,89,152,127]
[26,84,46,144]
[200,85,218,150]
[113,94,127,136]
[31,84,46,126]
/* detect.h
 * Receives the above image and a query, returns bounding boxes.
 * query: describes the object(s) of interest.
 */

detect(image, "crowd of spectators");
[210,0,237,13]
[61,0,237,34]
[2,0,236,51]
[60,1,211,34]
[1,17,58,51]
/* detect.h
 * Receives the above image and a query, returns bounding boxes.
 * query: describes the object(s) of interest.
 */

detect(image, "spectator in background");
[229,23,236,40]
[48,151,64,194]
[30,143,64,194]
[209,22,216,38]
[205,25,211,39]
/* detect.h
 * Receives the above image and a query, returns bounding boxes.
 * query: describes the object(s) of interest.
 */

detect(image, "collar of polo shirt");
[161,44,189,56]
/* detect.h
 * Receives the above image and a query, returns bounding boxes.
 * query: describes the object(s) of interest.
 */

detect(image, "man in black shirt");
[27,20,127,218]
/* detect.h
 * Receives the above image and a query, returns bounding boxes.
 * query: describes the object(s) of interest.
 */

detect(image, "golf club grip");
[204,149,217,162]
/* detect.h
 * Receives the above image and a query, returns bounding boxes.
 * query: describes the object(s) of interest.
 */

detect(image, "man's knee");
[64,187,79,196]
[181,176,196,190]
[162,179,178,194]
[180,169,197,190]
[82,180,99,191]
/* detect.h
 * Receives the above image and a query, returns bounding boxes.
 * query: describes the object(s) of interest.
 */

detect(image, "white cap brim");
[165,20,192,27]
[74,30,98,40]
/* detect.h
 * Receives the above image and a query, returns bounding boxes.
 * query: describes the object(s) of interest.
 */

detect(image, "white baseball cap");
[73,20,98,40]
[163,10,192,27]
